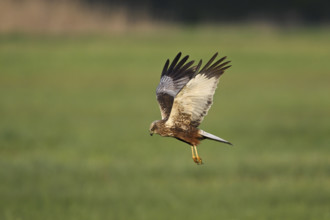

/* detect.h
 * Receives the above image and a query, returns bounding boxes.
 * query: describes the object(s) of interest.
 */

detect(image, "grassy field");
[1,26,330,220]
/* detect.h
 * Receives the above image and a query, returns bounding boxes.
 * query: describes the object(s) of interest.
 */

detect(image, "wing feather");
[156,52,195,120]
[166,53,231,128]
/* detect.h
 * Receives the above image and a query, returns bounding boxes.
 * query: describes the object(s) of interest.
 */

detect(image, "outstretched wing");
[166,53,231,128]
[156,52,195,120]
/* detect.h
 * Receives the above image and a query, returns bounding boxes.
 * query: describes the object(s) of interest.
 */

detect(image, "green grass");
[1,26,330,220]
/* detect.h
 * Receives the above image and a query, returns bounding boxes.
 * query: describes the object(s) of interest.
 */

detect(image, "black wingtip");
[175,52,182,61]
[200,52,219,72]
[175,52,182,60]
[220,65,232,71]
[173,55,190,73]
[161,59,170,77]
[212,52,219,61]
[194,59,203,73]
[167,52,182,73]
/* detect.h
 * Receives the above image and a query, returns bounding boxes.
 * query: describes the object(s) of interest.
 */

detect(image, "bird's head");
[149,120,160,136]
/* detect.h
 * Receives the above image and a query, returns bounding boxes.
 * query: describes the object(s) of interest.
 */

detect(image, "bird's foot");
[191,145,203,165]
[192,156,203,165]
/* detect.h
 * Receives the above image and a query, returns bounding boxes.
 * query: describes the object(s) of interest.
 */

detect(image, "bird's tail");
[199,130,232,145]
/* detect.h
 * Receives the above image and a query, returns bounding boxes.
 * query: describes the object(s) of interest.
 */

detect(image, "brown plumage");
[149,52,232,165]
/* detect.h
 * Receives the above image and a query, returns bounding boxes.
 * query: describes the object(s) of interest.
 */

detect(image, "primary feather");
[156,52,195,120]
[166,53,231,128]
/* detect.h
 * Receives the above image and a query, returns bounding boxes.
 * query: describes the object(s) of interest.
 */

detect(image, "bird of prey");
[149,52,232,165]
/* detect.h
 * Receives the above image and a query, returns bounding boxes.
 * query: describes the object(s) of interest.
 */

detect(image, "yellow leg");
[191,146,198,164]
[192,145,203,165]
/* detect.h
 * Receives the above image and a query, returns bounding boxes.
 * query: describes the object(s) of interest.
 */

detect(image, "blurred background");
[1,0,330,219]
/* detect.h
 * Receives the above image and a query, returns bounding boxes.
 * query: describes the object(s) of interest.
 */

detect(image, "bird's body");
[149,52,232,165]
[150,120,202,145]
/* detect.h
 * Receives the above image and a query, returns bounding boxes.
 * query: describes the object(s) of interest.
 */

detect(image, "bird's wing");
[166,53,231,128]
[156,52,195,120]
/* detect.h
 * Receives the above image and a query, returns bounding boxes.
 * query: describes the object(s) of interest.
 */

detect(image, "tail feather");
[200,130,232,145]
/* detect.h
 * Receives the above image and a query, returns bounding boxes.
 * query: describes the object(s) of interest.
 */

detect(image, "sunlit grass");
[1,26,330,220]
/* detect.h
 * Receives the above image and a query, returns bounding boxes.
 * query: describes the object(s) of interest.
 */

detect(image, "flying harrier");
[149,52,232,165]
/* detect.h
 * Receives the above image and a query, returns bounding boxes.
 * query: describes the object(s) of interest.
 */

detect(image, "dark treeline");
[83,0,330,24]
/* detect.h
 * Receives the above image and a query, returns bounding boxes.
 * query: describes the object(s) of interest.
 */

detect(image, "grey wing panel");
[155,52,196,119]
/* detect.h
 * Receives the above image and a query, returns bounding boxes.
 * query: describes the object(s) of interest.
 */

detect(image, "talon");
[192,156,199,164]
[192,156,203,165]
[195,157,203,165]
[197,157,203,165]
